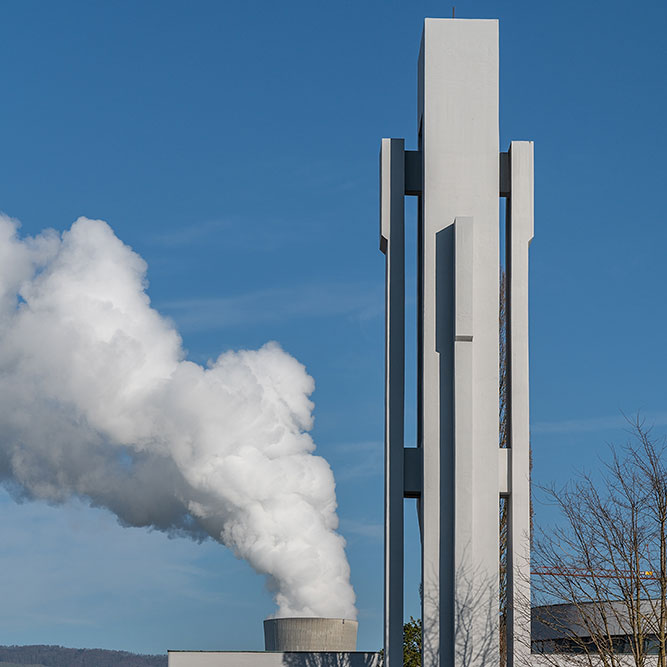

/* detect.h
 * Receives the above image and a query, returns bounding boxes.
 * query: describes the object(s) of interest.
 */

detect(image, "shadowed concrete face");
[264,618,358,652]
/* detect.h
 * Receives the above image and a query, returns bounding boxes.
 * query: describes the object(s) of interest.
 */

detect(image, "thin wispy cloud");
[532,412,667,435]
[339,518,383,542]
[158,281,383,332]
[328,441,382,482]
[23,612,98,628]
[151,219,233,247]
[149,217,323,252]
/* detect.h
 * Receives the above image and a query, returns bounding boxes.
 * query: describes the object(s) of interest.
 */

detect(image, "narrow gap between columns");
[403,193,422,635]
[499,195,510,667]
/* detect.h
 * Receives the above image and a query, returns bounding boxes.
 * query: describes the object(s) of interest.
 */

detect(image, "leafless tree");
[532,417,667,667]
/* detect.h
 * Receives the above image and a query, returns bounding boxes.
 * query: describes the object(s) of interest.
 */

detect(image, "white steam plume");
[0,214,356,619]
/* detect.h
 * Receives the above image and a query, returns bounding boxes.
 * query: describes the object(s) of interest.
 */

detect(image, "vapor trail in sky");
[0,214,356,620]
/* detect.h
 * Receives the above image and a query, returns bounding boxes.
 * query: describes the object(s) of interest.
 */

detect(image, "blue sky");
[0,0,666,656]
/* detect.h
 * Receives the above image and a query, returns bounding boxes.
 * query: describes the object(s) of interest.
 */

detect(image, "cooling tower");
[263,617,358,651]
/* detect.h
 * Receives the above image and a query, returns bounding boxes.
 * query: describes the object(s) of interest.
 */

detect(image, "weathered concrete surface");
[264,618,358,652]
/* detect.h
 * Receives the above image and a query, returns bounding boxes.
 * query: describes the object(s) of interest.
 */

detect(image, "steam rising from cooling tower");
[0,214,356,620]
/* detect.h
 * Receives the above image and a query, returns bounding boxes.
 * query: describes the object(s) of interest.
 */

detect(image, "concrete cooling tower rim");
[263,617,358,652]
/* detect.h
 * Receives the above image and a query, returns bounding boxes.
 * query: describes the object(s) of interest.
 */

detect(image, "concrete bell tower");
[380,18,533,667]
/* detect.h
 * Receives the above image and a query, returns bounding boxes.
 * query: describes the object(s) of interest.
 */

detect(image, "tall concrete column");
[506,141,534,667]
[418,19,500,667]
[380,18,533,667]
[380,137,405,667]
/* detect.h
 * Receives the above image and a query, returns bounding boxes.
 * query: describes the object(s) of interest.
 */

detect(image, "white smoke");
[0,214,356,620]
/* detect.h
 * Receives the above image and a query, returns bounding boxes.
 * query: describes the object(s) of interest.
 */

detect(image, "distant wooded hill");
[0,645,166,666]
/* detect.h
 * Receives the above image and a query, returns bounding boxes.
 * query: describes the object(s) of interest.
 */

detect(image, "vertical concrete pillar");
[506,141,534,667]
[418,19,500,667]
[380,138,405,667]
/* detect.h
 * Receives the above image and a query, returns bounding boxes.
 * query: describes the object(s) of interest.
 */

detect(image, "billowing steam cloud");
[0,214,356,619]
